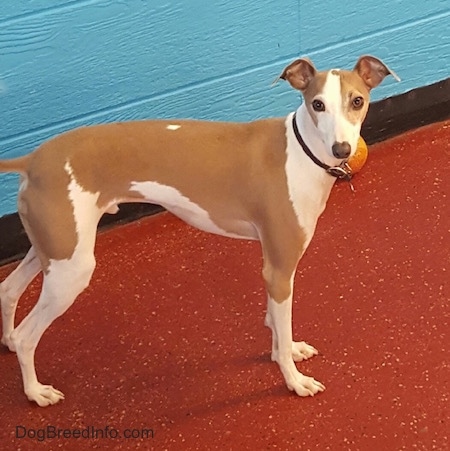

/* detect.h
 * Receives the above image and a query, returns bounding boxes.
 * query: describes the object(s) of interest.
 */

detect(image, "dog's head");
[278,55,400,160]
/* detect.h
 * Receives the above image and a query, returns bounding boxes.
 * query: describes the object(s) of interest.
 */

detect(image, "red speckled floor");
[0,120,448,450]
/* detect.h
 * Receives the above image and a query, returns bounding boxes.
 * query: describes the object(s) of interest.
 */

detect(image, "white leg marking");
[264,310,278,360]
[10,254,96,407]
[266,296,325,397]
[1,247,41,351]
[265,306,318,362]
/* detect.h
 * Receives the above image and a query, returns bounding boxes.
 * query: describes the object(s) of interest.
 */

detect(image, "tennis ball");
[347,137,368,173]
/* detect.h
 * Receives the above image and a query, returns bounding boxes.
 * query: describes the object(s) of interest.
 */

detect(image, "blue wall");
[1,0,449,216]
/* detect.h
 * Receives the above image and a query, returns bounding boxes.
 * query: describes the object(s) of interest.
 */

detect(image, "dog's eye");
[352,96,364,109]
[312,100,325,112]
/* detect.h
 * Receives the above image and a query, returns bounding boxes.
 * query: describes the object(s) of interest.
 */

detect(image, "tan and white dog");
[0,55,398,407]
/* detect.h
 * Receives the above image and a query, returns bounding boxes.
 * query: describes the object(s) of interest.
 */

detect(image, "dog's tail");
[0,155,30,175]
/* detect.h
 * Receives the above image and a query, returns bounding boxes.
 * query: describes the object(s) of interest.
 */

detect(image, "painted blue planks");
[0,0,449,216]
[0,0,299,142]
[0,1,84,22]
[299,0,449,53]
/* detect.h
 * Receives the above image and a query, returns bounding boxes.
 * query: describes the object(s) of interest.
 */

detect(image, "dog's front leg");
[265,304,319,364]
[261,228,325,397]
[266,294,325,396]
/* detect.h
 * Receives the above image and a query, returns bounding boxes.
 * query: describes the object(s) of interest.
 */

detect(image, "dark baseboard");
[1,78,449,265]
[362,77,450,143]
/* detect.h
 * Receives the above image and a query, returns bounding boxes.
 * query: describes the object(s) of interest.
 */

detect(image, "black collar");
[292,113,353,180]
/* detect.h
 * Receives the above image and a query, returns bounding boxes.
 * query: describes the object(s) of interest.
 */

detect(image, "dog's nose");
[332,141,351,159]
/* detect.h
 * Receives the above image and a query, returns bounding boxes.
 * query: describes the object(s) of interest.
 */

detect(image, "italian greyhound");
[0,55,399,406]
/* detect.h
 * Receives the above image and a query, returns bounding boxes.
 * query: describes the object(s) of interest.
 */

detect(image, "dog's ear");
[354,55,400,90]
[274,58,317,91]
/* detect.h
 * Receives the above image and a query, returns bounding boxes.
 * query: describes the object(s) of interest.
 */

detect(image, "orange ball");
[347,136,368,174]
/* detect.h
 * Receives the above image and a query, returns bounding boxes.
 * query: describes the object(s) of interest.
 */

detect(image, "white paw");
[286,372,326,397]
[271,341,319,362]
[25,383,65,407]
[291,341,319,362]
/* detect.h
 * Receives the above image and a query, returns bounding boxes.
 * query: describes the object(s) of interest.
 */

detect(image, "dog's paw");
[291,341,319,362]
[25,383,65,407]
[272,341,319,362]
[287,372,325,397]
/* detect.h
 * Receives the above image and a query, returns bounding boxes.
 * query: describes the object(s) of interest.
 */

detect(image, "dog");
[0,55,399,406]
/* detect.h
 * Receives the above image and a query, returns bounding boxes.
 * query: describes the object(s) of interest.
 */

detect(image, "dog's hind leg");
[1,246,41,351]
[10,196,99,405]
[6,159,103,405]
[10,250,96,406]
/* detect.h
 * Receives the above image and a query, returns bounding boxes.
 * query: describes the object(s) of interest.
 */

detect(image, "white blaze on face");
[315,71,360,157]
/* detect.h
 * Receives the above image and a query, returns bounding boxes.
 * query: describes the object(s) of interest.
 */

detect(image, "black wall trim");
[1,78,449,265]
[362,77,450,143]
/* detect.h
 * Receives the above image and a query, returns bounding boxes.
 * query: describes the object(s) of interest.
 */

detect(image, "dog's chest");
[283,119,334,240]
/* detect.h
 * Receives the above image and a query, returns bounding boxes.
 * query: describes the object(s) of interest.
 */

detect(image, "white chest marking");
[283,114,336,248]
